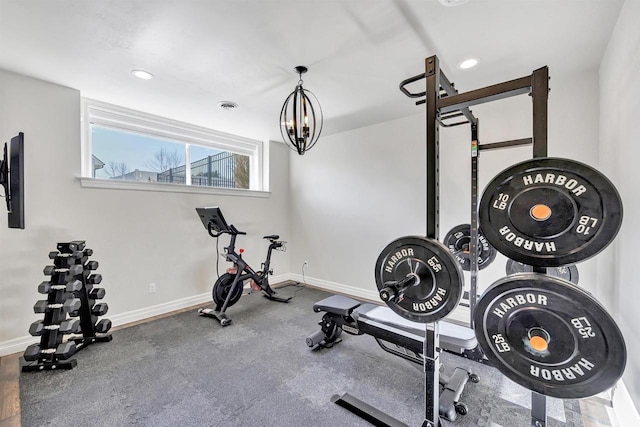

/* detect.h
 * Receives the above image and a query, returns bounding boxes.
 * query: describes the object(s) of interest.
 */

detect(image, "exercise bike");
[196,207,292,326]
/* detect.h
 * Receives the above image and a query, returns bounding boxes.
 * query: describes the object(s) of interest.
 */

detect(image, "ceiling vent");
[218,101,239,110]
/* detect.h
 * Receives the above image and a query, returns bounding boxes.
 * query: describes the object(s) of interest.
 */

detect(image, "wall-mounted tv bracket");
[0,132,25,229]
[399,55,549,427]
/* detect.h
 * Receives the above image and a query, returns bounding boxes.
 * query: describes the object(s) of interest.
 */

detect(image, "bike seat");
[263,235,279,240]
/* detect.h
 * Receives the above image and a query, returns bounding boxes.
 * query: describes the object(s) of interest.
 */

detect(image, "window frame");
[80,98,268,196]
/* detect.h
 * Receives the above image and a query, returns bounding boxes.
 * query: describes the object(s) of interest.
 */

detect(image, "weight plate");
[479,158,623,267]
[374,236,463,323]
[506,259,579,284]
[212,273,242,308]
[444,224,497,271]
[474,273,626,399]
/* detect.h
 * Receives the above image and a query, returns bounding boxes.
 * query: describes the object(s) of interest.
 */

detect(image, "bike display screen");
[196,206,232,233]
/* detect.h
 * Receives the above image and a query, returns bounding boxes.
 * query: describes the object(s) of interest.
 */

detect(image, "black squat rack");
[398,55,550,426]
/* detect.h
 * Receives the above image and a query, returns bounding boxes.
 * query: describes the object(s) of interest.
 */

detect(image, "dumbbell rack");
[22,240,112,372]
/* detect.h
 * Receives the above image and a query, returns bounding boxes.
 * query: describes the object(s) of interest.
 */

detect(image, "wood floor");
[0,353,20,427]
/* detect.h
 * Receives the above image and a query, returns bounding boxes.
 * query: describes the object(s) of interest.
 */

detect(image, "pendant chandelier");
[279,66,323,155]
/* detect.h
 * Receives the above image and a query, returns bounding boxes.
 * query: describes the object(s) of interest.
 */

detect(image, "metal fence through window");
[157,152,237,188]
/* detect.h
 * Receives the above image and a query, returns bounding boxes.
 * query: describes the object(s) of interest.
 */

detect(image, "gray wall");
[599,0,640,408]
[0,69,291,353]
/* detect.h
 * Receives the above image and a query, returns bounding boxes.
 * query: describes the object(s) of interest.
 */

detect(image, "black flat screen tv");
[0,132,25,229]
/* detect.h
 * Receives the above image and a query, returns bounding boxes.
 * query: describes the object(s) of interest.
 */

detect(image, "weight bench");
[307,294,479,421]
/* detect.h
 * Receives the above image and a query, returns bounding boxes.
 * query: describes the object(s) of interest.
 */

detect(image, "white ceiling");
[0,0,624,142]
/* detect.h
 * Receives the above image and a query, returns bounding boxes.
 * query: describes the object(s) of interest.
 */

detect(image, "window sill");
[79,177,270,198]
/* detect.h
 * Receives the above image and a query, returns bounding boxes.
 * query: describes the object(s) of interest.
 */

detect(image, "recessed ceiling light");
[131,69,154,80]
[438,0,470,6]
[458,58,479,69]
[218,101,239,110]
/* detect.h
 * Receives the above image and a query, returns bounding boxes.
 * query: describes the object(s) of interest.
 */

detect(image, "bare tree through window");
[106,161,129,179]
[146,147,183,172]
[233,154,250,189]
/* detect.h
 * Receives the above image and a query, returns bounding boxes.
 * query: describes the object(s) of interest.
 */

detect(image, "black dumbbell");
[60,319,81,333]
[23,344,42,361]
[55,342,77,359]
[83,248,93,257]
[54,256,84,269]
[29,319,81,336]
[43,264,83,276]
[95,319,112,334]
[37,281,51,294]
[23,341,77,361]
[49,250,83,260]
[86,274,102,285]
[28,320,45,336]
[91,303,108,316]
[85,260,99,271]
[57,241,86,253]
[89,287,105,299]
[33,298,81,314]
[66,280,83,292]
[38,280,82,294]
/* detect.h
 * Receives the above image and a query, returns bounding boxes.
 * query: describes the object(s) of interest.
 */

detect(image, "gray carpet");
[20,285,584,427]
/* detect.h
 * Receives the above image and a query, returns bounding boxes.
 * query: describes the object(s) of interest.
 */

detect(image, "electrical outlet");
[303,261,309,269]
[149,283,157,293]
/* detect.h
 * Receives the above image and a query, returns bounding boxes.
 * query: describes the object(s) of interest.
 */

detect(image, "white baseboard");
[289,273,380,302]
[0,292,213,357]
[107,292,211,327]
[270,273,292,286]
[84,273,295,328]
[0,335,40,358]
[612,380,640,426]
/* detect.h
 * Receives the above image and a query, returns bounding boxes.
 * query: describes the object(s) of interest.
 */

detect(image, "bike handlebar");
[229,224,246,235]
[207,222,246,238]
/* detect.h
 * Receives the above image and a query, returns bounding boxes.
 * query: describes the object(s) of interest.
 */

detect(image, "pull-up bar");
[399,64,549,156]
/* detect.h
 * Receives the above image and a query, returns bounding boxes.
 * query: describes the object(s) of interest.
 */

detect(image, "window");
[81,99,264,193]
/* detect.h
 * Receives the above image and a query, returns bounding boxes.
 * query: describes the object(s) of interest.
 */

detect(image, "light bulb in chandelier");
[279,66,323,155]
